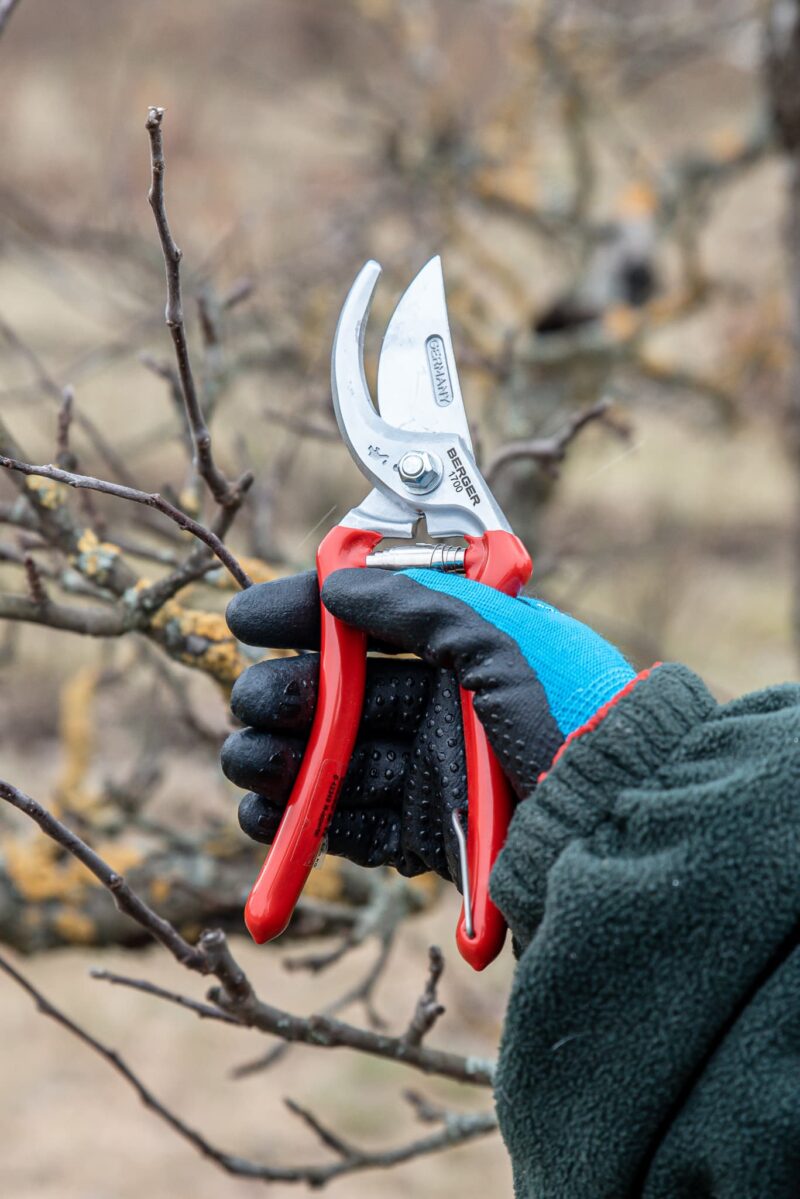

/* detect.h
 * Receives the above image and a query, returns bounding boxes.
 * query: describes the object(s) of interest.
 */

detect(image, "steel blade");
[376,256,474,455]
[331,259,509,539]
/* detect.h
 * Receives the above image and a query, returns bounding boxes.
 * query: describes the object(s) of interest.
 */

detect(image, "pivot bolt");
[397,450,442,494]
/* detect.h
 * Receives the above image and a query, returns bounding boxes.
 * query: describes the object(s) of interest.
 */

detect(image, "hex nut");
[397,450,443,494]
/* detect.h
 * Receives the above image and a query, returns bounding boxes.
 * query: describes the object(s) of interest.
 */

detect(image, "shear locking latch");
[451,809,474,939]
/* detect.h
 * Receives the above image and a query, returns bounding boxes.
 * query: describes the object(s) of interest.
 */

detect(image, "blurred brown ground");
[0,1,794,1195]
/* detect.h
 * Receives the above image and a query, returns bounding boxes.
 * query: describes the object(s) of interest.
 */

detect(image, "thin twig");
[0,455,253,590]
[1,541,118,603]
[232,924,396,1079]
[284,1099,358,1160]
[404,1090,449,1124]
[0,780,495,1086]
[484,399,621,484]
[145,107,238,509]
[21,553,48,606]
[0,592,127,636]
[403,946,445,1047]
[139,352,191,447]
[0,950,497,1186]
[221,276,255,310]
[0,780,203,968]
[56,386,75,468]
[130,478,257,611]
[283,870,409,976]
[90,969,242,1026]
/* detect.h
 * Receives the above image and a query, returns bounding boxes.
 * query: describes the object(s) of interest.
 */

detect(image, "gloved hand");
[222,567,635,886]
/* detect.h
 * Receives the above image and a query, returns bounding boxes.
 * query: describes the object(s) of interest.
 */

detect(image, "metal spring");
[364,543,466,572]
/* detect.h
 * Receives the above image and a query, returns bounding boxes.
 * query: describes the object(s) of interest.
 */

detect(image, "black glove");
[222,567,634,884]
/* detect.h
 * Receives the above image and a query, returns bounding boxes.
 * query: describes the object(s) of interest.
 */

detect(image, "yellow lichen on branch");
[56,666,100,815]
[54,906,96,943]
[299,856,441,910]
[4,835,142,903]
[25,473,68,510]
[72,528,122,583]
[602,304,640,342]
[151,599,249,686]
[5,838,65,902]
[210,556,280,588]
[150,595,293,686]
[177,487,202,517]
[149,877,172,904]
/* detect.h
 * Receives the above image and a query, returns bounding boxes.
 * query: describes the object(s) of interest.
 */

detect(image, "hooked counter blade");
[376,256,474,455]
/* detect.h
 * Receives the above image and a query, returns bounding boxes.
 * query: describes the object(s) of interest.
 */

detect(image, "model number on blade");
[447,447,481,507]
[426,335,454,407]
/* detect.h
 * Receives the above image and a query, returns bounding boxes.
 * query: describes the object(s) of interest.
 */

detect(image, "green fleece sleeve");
[489,663,800,1198]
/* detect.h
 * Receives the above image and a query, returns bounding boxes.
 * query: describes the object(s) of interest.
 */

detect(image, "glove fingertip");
[225,587,248,636]
[225,583,272,644]
[220,729,243,781]
[226,572,321,649]
[238,792,280,845]
[320,566,373,611]
[321,568,430,640]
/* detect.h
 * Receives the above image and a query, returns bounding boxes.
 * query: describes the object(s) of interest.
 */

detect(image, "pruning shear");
[244,257,532,971]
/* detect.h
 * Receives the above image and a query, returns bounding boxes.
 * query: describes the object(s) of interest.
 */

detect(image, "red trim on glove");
[538,664,662,784]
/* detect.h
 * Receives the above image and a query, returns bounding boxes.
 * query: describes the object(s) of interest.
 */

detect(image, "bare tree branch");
[0,454,253,590]
[0,591,128,636]
[284,1098,359,1160]
[485,398,621,484]
[145,107,245,512]
[0,950,498,1187]
[404,1089,451,1124]
[403,946,445,1047]
[0,779,495,1086]
[232,907,397,1079]
[206,970,494,1084]
[0,541,109,600]
[0,780,204,968]
[21,552,48,606]
[139,352,191,448]
[55,386,76,468]
[90,969,243,1026]
[221,276,255,310]
[0,316,137,486]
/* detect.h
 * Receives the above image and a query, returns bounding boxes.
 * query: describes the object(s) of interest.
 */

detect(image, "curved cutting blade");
[376,256,474,454]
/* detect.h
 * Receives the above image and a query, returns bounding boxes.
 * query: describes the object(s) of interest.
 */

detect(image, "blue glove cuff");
[403,570,635,738]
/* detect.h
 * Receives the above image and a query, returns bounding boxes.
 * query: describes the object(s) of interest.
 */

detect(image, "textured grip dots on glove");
[225,565,635,887]
[223,650,469,883]
[400,572,636,738]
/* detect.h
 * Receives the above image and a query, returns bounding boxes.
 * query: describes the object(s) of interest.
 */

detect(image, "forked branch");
[0,455,253,590]
[0,777,497,1184]
[146,107,246,512]
[0,778,496,1086]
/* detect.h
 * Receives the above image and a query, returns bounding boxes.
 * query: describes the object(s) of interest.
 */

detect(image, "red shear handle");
[244,525,383,944]
[455,529,532,971]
